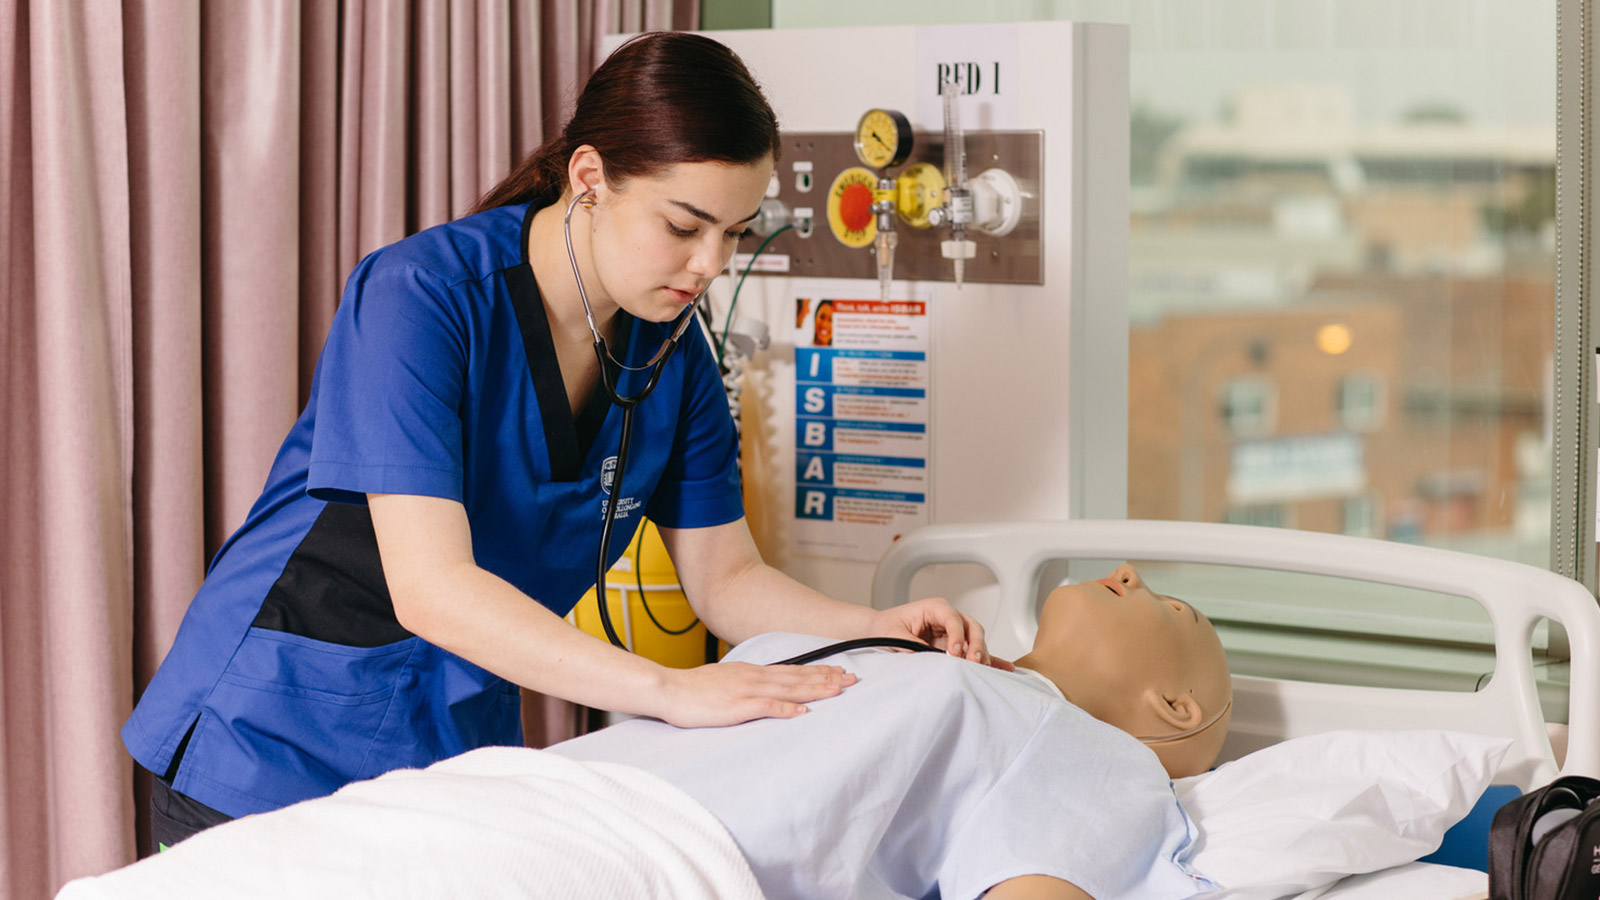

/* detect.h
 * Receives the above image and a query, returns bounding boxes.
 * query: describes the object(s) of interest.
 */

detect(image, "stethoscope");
[563,189,704,652]
[564,189,943,667]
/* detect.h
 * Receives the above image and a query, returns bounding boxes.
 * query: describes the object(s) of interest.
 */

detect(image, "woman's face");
[814,303,834,345]
[587,157,773,323]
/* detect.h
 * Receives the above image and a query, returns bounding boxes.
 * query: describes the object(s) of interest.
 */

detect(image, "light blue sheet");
[553,633,1215,900]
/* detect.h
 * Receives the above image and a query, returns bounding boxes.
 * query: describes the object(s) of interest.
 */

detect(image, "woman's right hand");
[654,661,857,728]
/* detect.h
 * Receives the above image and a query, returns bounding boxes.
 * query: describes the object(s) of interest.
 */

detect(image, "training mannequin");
[1016,563,1233,778]
[548,562,1232,899]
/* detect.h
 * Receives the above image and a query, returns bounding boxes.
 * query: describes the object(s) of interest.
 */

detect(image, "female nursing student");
[122,31,993,852]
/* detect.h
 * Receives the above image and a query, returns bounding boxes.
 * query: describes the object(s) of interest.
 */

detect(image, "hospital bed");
[872,519,1600,899]
[59,520,1600,899]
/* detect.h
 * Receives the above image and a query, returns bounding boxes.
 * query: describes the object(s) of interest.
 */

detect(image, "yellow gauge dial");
[826,167,879,248]
[853,108,913,169]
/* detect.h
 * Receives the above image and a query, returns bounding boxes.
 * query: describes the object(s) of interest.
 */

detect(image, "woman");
[123,32,992,852]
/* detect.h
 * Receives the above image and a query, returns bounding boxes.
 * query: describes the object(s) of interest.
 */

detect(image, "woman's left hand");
[874,598,1013,671]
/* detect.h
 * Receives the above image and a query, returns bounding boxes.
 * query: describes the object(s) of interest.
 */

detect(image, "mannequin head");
[1015,564,1232,778]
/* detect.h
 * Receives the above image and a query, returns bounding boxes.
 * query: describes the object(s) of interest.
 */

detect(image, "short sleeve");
[644,326,744,528]
[306,255,470,505]
[937,710,1215,900]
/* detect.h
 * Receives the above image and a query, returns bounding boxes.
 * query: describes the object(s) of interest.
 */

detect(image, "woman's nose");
[687,239,722,278]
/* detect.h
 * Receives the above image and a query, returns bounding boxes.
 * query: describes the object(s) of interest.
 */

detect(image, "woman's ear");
[566,145,607,199]
[1143,688,1204,731]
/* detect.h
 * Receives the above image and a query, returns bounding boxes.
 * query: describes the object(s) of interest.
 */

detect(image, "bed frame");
[871,519,1600,791]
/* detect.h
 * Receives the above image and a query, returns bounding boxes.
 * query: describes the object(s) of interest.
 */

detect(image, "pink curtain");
[1,1,696,895]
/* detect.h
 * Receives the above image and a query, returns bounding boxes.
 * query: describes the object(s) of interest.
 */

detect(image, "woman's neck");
[529,195,619,346]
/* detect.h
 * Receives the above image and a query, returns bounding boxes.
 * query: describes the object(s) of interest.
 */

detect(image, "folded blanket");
[58,747,763,899]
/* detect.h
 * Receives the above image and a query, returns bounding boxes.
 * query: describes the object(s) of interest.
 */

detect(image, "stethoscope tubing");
[768,637,941,666]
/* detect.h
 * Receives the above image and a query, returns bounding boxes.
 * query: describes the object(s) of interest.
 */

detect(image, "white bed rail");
[871,520,1600,789]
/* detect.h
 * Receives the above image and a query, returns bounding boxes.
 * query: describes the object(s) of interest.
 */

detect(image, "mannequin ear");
[1143,688,1204,731]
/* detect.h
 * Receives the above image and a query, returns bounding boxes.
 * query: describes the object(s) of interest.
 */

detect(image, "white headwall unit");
[609,23,1129,606]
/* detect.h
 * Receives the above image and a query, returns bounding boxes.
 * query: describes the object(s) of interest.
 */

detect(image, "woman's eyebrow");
[669,199,762,225]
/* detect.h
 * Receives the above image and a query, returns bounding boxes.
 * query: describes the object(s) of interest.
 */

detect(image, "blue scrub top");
[122,201,745,817]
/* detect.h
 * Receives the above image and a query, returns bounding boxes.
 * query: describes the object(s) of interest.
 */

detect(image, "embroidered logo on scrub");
[599,456,642,519]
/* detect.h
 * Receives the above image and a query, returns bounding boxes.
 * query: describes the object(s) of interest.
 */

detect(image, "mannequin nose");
[1111,563,1144,589]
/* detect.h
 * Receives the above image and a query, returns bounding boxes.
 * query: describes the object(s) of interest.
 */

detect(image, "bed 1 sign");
[917,23,1018,130]
[793,285,932,563]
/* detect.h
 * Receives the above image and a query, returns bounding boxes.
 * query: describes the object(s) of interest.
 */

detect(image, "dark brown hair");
[470,32,781,214]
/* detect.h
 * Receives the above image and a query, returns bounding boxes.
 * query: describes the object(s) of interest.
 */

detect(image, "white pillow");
[1173,729,1512,900]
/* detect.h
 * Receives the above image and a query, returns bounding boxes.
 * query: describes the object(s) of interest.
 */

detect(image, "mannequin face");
[571,153,772,324]
[1017,563,1232,778]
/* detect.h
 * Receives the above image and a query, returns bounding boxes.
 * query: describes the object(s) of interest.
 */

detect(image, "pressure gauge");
[853,108,913,169]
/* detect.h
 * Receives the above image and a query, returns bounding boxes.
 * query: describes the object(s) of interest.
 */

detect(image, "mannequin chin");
[1014,563,1233,779]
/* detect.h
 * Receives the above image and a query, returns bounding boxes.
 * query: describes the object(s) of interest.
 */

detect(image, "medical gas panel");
[754,129,1042,286]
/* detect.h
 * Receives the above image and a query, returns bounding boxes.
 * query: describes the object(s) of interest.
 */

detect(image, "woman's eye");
[667,222,696,237]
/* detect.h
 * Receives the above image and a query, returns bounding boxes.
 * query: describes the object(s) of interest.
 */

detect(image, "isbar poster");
[793,283,932,562]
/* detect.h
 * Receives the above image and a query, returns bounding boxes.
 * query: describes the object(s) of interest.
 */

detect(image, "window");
[1220,376,1276,438]
[1225,504,1288,529]
[1121,3,1553,569]
[1338,373,1386,432]
[1343,494,1378,537]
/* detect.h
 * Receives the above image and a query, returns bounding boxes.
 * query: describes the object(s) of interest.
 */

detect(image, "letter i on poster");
[793,281,933,563]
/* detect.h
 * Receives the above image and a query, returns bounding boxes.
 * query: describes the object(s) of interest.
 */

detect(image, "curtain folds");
[1,1,697,894]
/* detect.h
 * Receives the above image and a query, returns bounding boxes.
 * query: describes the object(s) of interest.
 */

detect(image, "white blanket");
[56,747,763,900]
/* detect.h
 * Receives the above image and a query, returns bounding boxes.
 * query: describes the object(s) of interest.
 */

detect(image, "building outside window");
[1338,373,1387,433]
[1221,376,1276,438]
[1225,504,1289,529]
[1342,494,1379,537]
